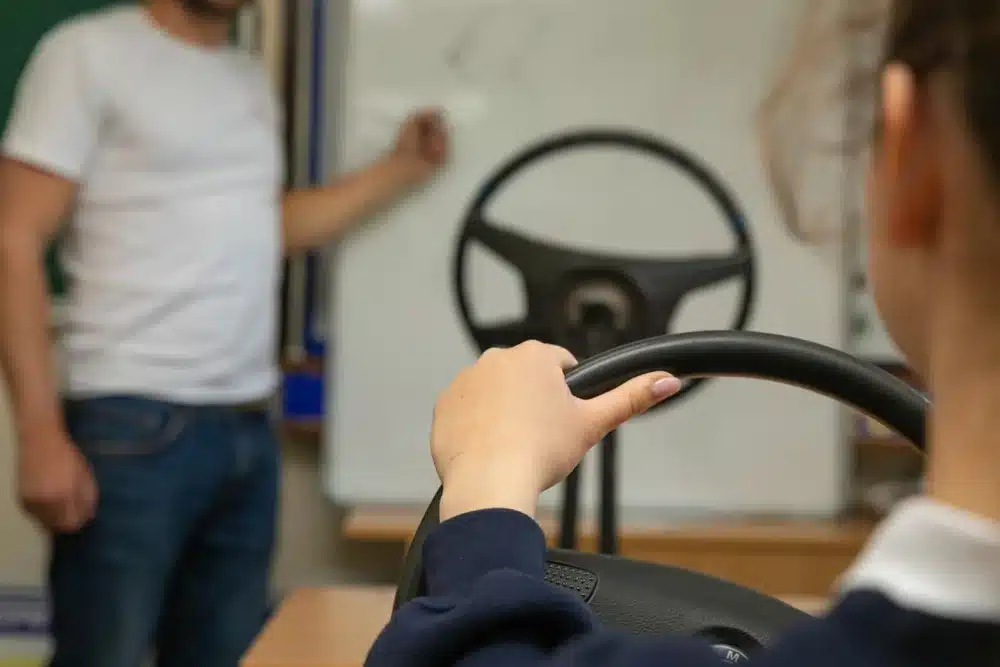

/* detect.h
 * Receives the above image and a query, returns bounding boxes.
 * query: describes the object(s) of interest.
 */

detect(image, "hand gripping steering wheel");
[393,331,929,659]
[454,129,756,405]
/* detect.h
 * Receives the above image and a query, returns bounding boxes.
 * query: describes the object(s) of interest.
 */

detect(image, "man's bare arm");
[281,109,449,254]
[0,159,74,443]
[281,155,421,254]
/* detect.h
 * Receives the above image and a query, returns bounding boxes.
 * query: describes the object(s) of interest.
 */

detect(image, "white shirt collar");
[839,496,1000,621]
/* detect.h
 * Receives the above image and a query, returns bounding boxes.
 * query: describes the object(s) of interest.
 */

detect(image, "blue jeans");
[50,397,280,667]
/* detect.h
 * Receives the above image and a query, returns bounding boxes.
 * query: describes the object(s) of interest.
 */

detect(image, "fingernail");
[651,376,682,400]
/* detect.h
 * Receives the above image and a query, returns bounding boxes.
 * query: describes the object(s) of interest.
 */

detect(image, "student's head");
[764,0,1000,377]
[868,0,1000,377]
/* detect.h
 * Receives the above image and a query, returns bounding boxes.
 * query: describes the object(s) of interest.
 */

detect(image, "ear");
[878,64,941,247]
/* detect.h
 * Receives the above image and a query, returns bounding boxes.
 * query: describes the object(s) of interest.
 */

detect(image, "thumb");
[581,373,682,437]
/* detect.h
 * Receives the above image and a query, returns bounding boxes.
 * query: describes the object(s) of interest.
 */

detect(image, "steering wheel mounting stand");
[453,129,759,555]
[394,331,930,657]
[557,276,643,555]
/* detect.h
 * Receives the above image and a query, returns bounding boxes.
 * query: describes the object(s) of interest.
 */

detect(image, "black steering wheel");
[393,331,928,659]
[453,129,757,405]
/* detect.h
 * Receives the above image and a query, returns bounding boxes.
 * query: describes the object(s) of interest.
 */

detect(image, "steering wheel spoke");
[625,249,751,301]
[469,217,575,282]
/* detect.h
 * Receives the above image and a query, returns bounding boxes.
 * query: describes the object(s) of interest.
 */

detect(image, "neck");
[926,289,1000,523]
[145,0,230,48]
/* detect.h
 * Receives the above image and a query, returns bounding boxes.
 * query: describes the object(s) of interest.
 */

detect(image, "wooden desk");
[243,587,829,667]
[343,505,874,598]
[244,587,395,667]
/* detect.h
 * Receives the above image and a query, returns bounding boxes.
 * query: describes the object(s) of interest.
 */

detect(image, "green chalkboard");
[0,1,127,297]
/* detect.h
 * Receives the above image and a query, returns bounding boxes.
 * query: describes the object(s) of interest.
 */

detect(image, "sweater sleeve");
[365,501,1000,667]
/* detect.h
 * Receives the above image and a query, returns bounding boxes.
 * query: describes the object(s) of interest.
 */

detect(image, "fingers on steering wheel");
[481,339,577,369]
[523,340,577,369]
[545,344,578,369]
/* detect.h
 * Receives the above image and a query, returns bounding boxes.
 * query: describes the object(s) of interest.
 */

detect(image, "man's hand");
[18,433,97,533]
[432,341,681,521]
[280,108,451,252]
[389,109,450,186]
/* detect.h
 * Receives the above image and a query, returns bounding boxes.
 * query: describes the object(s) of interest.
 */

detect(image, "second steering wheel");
[453,129,757,405]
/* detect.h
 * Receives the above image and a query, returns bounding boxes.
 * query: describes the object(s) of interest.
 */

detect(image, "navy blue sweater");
[366,500,1000,667]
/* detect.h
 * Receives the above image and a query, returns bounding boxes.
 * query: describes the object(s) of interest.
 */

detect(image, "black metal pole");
[559,465,582,549]
[599,429,619,554]
[277,0,298,355]
[560,320,621,553]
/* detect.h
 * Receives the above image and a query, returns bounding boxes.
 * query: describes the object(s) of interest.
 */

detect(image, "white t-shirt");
[2,5,284,404]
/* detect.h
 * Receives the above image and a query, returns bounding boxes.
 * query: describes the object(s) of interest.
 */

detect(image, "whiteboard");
[325,0,849,516]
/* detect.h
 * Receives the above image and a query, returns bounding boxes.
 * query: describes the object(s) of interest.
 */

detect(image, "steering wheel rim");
[452,129,757,406]
[393,331,928,650]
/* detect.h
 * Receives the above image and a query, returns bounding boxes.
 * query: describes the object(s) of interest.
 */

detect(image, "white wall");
[326,0,849,517]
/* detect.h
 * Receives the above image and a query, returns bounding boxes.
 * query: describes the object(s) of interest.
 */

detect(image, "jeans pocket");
[64,397,188,457]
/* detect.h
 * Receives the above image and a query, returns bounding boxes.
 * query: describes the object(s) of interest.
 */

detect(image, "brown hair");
[759,0,1000,242]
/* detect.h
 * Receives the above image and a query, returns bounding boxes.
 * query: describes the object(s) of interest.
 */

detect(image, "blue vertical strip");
[282,0,326,422]
[304,0,326,357]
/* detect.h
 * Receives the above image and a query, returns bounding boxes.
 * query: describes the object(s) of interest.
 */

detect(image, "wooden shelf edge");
[281,354,324,374]
[282,419,322,442]
[855,437,919,451]
[341,505,875,549]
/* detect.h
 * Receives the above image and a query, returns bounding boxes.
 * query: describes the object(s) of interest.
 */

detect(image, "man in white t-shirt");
[0,1,448,666]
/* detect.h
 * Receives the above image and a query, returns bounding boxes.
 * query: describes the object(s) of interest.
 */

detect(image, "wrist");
[377,152,425,189]
[440,461,539,522]
[16,410,67,448]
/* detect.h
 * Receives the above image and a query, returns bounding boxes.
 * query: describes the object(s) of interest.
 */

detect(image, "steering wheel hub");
[560,275,643,354]
[564,279,634,330]
[711,645,751,664]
